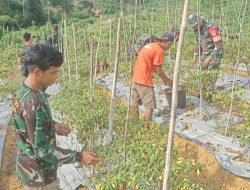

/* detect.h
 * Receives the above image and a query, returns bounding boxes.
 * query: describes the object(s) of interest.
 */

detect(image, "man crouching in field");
[12,44,99,190]
[131,32,174,130]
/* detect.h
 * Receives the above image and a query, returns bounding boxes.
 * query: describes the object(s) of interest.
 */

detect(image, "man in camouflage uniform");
[187,13,224,70]
[52,24,60,50]
[18,32,33,77]
[12,44,99,190]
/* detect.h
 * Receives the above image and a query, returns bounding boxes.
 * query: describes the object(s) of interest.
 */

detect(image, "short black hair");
[23,44,63,72]
[158,32,175,42]
[23,32,31,42]
[53,24,58,30]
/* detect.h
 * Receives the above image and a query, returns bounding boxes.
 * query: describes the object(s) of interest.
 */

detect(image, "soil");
[0,126,249,190]
[221,66,249,78]
[174,135,250,190]
[0,125,23,190]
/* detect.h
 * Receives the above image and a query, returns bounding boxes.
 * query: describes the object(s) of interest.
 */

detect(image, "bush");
[0,15,18,29]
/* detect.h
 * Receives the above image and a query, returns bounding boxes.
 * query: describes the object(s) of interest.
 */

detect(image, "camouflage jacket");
[194,20,224,60]
[18,45,30,77]
[52,32,60,50]
[12,82,79,187]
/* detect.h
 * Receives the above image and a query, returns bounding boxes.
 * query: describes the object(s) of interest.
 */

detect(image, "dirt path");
[0,125,23,190]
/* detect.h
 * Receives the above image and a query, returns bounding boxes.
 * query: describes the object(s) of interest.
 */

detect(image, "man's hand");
[164,78,173,87]
[81,151,100,166]
[155,65,173,87]
[54,123,71,137]
[202,56,212,70]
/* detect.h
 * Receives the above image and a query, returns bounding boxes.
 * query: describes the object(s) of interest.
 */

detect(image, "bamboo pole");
[108,17,122,141]
[124,0,138,163]
[94,16,102,81]
[165,0,170,31]
[212,3,215,21]
[225,0,248,136]
[63,13,71,81]
[72,23,79,79]
[162,0,190,189]
[59,16,65,78]
[142,0,151,33]
[109,18,112,64]
[196,0,203,116]
[89,37,94,105]
[150,8,154,34]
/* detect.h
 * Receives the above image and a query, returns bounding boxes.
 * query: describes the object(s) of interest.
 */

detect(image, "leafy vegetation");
[0,0,250,189]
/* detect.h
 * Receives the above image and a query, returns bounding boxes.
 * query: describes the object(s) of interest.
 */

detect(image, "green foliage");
[93,123,203,189]
[234,111,250,144]
[70,1,94,19]
[96,0,120,15]
[23,0,46,27]
[51,79,110,148]
[0,15,18,29]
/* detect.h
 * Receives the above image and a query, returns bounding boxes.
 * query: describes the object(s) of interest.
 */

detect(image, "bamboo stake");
[94,16,102,82]
[225,0,248,136]
[212,3,215,21]
[150,8,154,34]
[142,0,151,33]
[124,0,138,163]
[63,13,71,81]
[109,19,112,64]
[60,15,65,79]
[162,0,190,189]
[72,23,79,79]
[165,0,170,31]
[108,17,122,141]
[196,0,203,116]
[89,37,94,105]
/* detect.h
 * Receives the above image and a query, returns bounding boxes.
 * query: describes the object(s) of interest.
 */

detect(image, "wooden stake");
[72,23,79,79]
[225,0,248,136]
[124,0,138,163]
[108,17,122,141]
[162,0,190,189]
[94,16,102,81]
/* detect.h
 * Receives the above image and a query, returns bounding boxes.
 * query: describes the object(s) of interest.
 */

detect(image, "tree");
[120,0,125,12]
[0,0,10,16]
[23,0,46,26]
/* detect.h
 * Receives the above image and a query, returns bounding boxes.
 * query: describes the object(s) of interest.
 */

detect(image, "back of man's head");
[23,44,63,72]
[53,24,58,31]
[23,32,31,42]
[158,32,175,42]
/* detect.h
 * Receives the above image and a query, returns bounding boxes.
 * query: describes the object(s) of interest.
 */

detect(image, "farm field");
[0,0,250,189]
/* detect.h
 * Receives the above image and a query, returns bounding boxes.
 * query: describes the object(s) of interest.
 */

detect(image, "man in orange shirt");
[131,32,174,129]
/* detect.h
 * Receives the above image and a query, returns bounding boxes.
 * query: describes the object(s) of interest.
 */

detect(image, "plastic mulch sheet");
[97,73,250,179]
[0,95,12,168]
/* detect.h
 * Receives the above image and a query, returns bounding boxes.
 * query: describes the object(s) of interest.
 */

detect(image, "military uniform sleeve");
[208,25,224,59]
[23,97,81,165]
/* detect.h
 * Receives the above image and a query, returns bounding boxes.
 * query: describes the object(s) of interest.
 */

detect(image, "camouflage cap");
[187,13,200,27]
[159,32,175,42]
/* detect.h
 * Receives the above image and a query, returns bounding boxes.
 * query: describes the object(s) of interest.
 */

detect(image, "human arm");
[23,99,99,166]
[53,122,71,137]
[202,55,212,69]
[192,30,200,63]
[155,65,173,87]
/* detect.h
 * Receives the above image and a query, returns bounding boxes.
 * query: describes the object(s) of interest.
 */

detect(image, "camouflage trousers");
[24,180,58,190]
